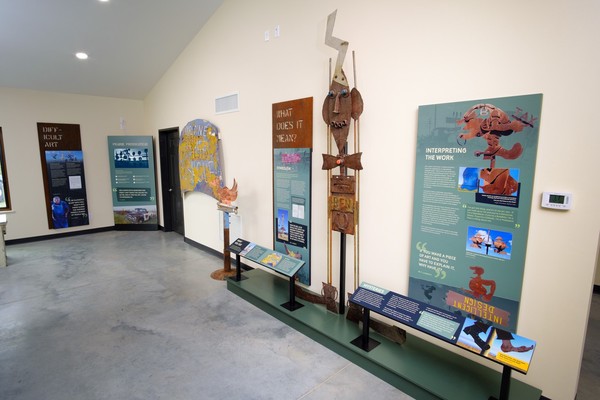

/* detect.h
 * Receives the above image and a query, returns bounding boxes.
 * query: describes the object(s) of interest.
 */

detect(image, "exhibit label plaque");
[351,282,536,374]
[229,238,305,278]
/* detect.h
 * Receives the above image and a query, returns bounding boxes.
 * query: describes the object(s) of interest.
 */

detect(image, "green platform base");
[227,269,542,400]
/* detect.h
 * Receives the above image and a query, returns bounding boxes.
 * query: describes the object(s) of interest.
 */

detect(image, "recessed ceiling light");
[99,0,109,3]
[75,52,89,60]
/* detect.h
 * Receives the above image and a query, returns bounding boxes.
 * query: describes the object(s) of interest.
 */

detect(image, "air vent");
[215,92,239,114]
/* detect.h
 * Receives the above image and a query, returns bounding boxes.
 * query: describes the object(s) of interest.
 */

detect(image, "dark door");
[159,128,184,235]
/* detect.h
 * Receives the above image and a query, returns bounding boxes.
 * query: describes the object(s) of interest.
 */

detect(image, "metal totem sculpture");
[322,10,363,314]
[321,11,407,344]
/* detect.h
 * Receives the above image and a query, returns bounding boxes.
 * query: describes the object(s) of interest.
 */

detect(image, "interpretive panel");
[37,123,89,229]
[108,136,158,230]
[272,97,313,285]
[351,282,535,374]
[229,238,305,278]
[351,282,463,342]
[407,94,542,332]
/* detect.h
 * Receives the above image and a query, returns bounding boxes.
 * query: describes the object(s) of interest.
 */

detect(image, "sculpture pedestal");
[210,268,237,281]
[0,214,7,267]
[211,207,237,281]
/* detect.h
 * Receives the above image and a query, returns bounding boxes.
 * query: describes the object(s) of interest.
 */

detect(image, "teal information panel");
[273,148,312,284]
[407,94,542,332]
[272,97,313,285]
[108,136,158,229]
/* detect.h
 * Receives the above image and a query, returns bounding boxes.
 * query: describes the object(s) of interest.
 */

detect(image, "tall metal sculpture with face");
[322,78,362,234]
[319,12,407,344]
[322,18,363,235]
[321,10,363,314]
[322,73,363,161]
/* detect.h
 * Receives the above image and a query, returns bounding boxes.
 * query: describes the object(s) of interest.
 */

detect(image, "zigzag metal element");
[324,10,348,85]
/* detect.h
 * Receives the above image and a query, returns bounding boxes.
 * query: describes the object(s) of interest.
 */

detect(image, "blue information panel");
[229,238,305,278]
[351,282,536,374]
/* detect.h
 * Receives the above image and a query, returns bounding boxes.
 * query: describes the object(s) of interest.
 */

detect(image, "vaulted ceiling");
[0,0,224,99]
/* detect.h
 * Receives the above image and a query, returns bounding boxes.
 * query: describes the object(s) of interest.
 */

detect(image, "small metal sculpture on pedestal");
[210,179,239,280]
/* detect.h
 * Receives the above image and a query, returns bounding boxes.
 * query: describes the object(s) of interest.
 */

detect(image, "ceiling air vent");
[215,92,239,114]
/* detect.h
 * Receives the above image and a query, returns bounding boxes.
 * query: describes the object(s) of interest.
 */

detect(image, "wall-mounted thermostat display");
[541,192,572,210]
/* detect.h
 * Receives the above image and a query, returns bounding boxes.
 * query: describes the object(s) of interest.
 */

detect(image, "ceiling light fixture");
[75,52,89,60]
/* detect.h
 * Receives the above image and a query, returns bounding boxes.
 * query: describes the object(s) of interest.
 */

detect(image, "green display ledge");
[227,268,543,400]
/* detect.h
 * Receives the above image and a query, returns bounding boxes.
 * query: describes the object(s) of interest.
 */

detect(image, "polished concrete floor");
[1,231,598,400]
[0,231,412,400]
[577,289,600,400]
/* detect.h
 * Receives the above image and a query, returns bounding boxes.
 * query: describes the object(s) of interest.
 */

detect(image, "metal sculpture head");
[322,73,363,154]
[322,10,364,157]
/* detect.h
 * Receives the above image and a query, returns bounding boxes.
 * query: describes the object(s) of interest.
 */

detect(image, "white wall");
[145,1,600,398]
[0,87,145,239]
[0,0,595,398]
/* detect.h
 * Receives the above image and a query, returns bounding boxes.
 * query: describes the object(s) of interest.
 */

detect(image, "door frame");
[158,127,180,233]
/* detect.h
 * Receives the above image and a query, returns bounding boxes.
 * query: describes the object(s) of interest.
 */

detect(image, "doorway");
[159,128,184,235]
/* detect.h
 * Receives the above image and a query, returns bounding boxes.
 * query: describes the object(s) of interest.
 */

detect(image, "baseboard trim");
[183,236,252,270]
[6,229,251,274]
[6,226,115,245]
[114,224,159,231]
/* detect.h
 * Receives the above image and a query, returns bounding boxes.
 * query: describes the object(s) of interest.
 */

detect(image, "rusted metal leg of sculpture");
[370,317,407,345]
[339,233,346,314]
[352,50,361,295]
[322,282,339,313]
[321,57,339,314]
[321,162,338,311]
[293,282,339,313]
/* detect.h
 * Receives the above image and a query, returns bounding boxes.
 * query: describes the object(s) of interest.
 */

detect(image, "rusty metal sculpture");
[215,178,238,205]
[321,11,406,345]
[210,179,239,281]
[321,10,362,314]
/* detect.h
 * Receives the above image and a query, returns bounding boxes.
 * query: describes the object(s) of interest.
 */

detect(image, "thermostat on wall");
[541,192,572,210]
